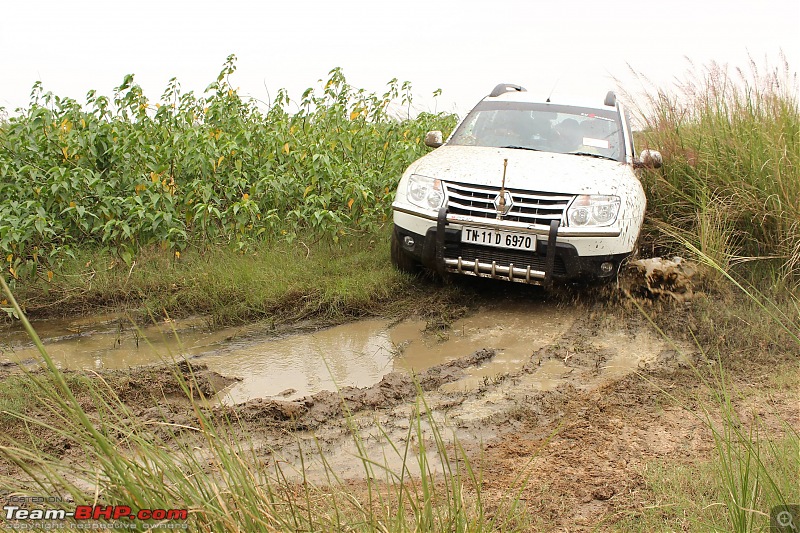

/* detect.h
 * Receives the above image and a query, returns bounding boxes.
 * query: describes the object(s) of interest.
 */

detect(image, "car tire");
[391,227,419,274]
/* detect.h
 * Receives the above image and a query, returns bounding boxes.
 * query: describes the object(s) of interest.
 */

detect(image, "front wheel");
[391,228,419,274]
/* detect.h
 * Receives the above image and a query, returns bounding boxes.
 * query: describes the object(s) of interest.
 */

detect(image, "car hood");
[408,145,635,195]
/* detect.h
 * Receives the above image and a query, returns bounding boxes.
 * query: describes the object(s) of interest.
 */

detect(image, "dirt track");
[1,270,798,531]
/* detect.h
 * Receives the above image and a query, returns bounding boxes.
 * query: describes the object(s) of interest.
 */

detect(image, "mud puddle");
[279,323,693,482]
[1,302,579,404]
[0,315,243,370]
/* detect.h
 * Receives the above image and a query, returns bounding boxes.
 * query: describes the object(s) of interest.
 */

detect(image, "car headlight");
[406,174,445,211]
[567,195,620,227]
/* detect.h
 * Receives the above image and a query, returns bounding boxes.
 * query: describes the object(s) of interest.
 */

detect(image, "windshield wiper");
[500,145,543,152]
[569,151,617,161]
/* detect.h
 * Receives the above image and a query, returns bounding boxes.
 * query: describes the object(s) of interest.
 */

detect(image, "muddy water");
[390,304,579,392]
[203,319,396,403]
[0,315,242,370]
[1,302,578,403]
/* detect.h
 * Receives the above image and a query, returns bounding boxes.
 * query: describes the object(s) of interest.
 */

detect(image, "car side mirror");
[636,149,663,169]
[424,130,443,148]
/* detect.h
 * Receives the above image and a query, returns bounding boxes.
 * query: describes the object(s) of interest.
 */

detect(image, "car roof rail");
[604,91,617,107]
[490,83,527,97]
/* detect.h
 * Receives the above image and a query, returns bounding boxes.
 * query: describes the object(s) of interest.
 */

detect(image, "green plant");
[0,56,457,285]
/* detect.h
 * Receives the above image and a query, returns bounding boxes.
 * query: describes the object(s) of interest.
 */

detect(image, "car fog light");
[600,262,614,274]
[403,236,415,248]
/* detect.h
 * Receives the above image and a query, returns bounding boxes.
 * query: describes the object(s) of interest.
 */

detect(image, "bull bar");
[434,207,560,287]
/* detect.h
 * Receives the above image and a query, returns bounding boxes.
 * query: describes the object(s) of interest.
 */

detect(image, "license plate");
[461,227,536,251]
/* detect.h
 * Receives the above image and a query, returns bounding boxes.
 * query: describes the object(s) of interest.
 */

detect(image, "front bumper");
[395,207,629,285]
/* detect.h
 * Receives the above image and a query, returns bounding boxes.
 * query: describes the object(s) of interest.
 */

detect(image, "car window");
[449,102,625,161]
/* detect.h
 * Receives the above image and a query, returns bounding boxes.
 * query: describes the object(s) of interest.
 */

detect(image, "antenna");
[497,159,508,220]
[546,78,560,103]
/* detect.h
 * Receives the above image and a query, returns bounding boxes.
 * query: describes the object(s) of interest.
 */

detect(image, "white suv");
[391,83,661,285]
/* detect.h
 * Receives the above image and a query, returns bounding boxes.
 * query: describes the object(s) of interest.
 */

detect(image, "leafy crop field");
[0,55,457,281]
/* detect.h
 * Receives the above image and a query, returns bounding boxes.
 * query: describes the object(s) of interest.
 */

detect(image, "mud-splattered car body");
[391,83,660,285]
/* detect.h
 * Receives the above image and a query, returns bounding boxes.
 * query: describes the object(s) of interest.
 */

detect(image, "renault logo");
[493,191,513,216]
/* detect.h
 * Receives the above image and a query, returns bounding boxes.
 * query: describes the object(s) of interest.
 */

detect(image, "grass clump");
[621,243,799,532]
[620,429,798,532]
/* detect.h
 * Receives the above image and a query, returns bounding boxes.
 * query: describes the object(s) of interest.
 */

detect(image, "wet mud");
[3,269,797,531]
[1,301,579,403]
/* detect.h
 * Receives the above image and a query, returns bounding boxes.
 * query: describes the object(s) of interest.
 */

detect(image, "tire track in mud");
[3,291,796,531]
[217,347,498,429]
[230,306,697,486]
[5,263,796,530]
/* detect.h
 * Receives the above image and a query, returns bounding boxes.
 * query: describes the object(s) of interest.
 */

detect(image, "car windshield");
[448,101,625,161]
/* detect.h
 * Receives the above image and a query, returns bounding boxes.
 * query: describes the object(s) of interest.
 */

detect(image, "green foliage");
[0,55,457,280]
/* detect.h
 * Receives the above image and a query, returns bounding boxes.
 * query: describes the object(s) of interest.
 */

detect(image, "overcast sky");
[1,0,797,117]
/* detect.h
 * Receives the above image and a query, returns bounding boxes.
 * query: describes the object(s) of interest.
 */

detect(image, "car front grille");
[444,181,574,226]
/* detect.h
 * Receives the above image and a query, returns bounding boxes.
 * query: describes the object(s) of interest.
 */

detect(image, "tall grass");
[618,53,800,522]
[682,245,799,532]
[629,54,799,282]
